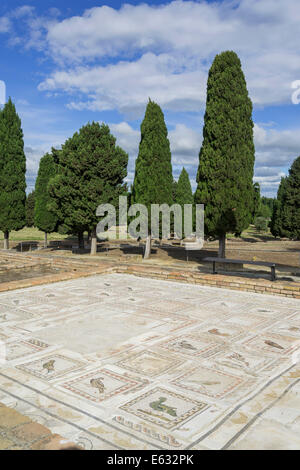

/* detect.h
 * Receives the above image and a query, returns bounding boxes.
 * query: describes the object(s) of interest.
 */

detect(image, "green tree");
[175,167,193,238]
[25,191,35,227]
[0,98,26,249]
[49,122,128,254]
[270,177,288,238]
[34,153,58,247]
[252,182,261,222]
[281,156,300,239]
[194,51,255,257]
[131,99,173,258]
[254,216,268,233]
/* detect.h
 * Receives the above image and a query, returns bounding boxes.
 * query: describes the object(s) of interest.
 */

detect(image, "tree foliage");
[132,99,173,212]
[194,51,255,256]
[271,157,300,239]
[34,152,58,234]
[0,98,26,239]
[25,191,35,227]
[175,167,193,238]
[48,122,128,241]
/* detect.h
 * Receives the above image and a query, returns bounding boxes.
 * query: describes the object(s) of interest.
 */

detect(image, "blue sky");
[0,0,299,197]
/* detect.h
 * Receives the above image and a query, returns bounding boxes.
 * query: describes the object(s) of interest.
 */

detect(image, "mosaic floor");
[0,273,300,450]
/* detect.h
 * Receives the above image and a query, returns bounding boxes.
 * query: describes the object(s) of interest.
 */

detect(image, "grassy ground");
[0,227,70,242]
[0,225,280,243]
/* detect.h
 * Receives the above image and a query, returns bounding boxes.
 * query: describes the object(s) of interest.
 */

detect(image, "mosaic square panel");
[225,313,271,330]
[61,368,148,403]
[195,323,245,341]
[159,334,225,358]
[16,354,86,380]
[199,299,249,317]
[117,350,183,377]
[0,306,34,323]
[242,333,300,356]
[247,306,286,318]
[214,347,276,375]
[120,387,208,429]
[5,338,50,361]
[172,366,244,399]
[148,300,190,314]
[139,310,196,333]
[267,322,300,339]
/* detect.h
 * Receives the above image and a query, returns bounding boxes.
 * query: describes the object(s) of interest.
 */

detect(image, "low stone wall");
[0,252,299,299]
[114,264,300,299]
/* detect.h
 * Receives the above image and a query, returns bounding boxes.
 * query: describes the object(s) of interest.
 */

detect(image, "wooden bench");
[203,257,276,281]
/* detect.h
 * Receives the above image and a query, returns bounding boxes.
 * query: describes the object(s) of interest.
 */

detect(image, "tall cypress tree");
[252,182,261,222]
[49,122,128,254]
[175,167,193,238]
[283,156,300,239]
[34,152,58,247]
[194,51,255,257]
[25,191,35,227]
[0,98,26,249]
[270,177,288,238]
[131,99,173,258]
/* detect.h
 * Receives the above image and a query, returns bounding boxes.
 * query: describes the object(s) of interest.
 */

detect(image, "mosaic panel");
[172,365,244,399]
[242,333,300,356]
[16,354,86,380]
[117,350,183,377]
[5,338,50,361]
[120,387,208,429]
[159,334,225,358]
[61,368,148,403]
[214,347,276,375]
[195,323,246,341]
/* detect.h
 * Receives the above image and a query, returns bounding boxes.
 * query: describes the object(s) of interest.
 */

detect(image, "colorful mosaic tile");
[194,323,245,341]
[214,347,276,375]
[16,354,86,380]
[120,387,208,429]
[61,368,148,403]
[242,333,300,356]
[5,338,50,361]
[117,350,183,377]
[159,334,225,358]
[172,365,244,399]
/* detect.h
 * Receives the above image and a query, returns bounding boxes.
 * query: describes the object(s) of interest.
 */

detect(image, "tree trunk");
[87,231,91,243]
[218,233,226,258]
[144,235,151,259]
[44,232,48,249]
[90,228,97,255]
[4,231,9,250]
[78,231,84,250]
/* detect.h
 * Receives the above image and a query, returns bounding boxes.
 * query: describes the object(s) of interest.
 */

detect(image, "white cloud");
[39,53,206,117]
[0,17,11,33]
[35,0,300,111]
[254,123,300,166]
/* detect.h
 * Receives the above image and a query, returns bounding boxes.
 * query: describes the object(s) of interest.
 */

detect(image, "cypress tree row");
[131,99,173,258]
[175,167,193,238]
[0,98,26,249]
[48,122,128,255]
[194,51,255,257]
[34,152,58,247]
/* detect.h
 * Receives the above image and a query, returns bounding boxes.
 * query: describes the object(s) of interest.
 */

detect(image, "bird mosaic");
[90,377,105,394]
[43,360,55,373]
